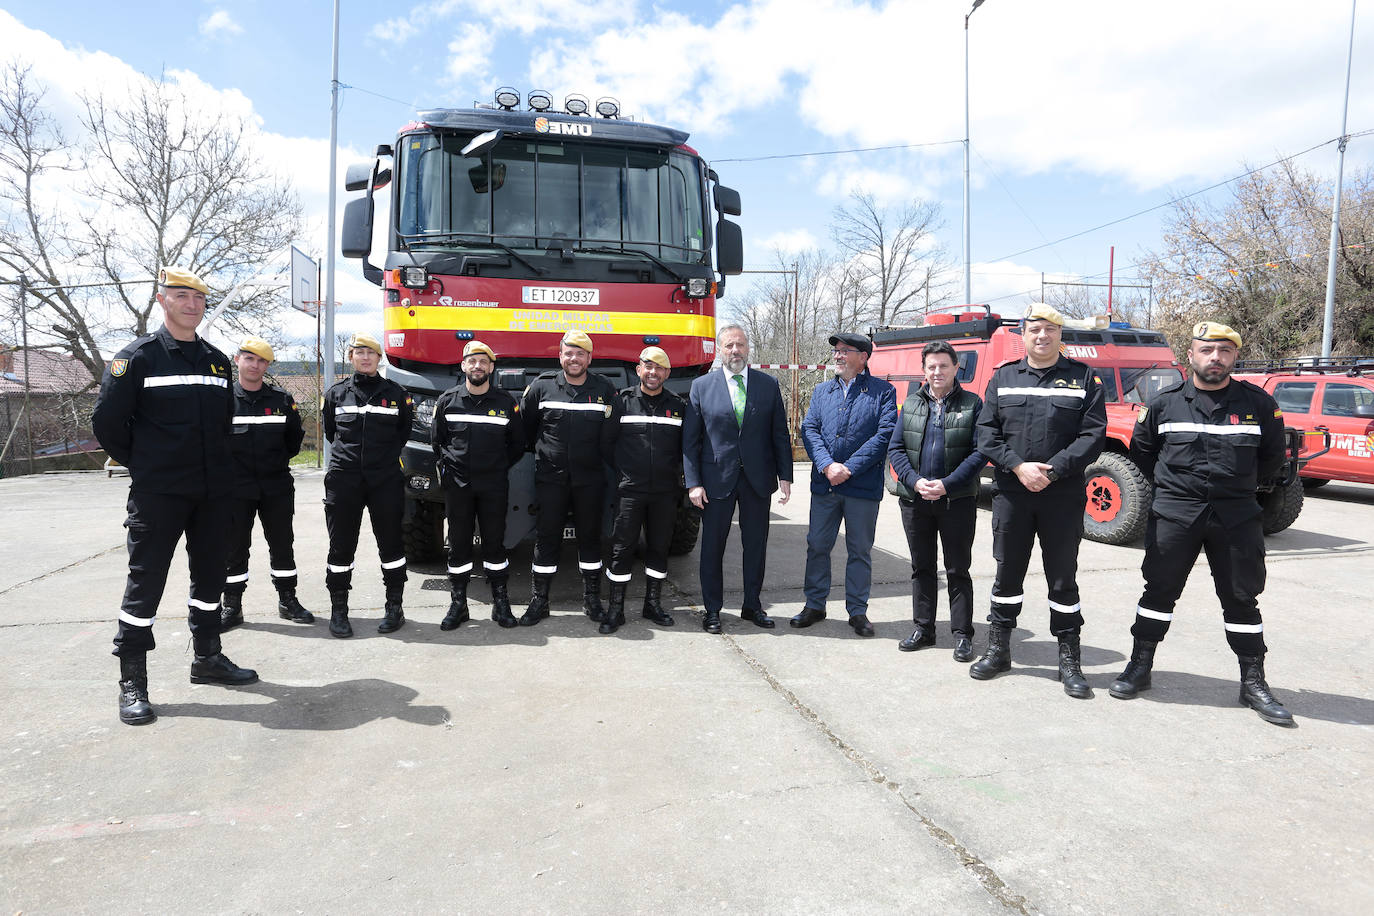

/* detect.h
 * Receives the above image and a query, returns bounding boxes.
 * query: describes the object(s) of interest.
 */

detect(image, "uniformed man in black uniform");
[1110,321,1293,725]
[322,332,415,637]
[519,330,619,627]
[92,267,258,726]
[972,303,1106,697]
[600,346,686,634]
[431,340,526,630]
[221,336,313,630]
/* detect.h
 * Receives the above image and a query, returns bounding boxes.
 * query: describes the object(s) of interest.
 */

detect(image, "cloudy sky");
[1,0,1371,346]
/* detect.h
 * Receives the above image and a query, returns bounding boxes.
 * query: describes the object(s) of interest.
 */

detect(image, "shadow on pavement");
[1120,672,1374,725]
[156,678,450,730]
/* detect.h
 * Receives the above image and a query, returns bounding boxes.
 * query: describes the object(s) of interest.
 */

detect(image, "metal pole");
[963,1,986,307]
[1106,246,1115,318]
[20,274,33,475]
[1321,0,1357,359]
[323,0,341,462]
[792,264,800,443]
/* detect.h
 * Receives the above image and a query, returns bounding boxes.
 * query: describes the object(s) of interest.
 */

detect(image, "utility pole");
[20,274,33,475]
[323,0,342,463]
[1320,0,1357,358]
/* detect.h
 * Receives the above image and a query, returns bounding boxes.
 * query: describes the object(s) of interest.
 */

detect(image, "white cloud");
[199,10,243,39]
[756,229,821,256]
[446,24,495,86]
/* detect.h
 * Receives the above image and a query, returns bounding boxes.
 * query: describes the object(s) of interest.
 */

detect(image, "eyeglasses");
[831,347,861,356]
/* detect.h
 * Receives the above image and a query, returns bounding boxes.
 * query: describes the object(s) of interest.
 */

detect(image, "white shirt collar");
[721,364,747,390]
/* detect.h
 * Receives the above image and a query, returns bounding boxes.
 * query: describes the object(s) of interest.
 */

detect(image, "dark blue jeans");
[802,490,881,617]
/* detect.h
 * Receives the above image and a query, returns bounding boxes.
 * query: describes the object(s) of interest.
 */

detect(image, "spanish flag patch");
[1273,408,1283,418]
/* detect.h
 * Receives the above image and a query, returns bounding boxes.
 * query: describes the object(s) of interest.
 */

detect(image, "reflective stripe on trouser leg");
[367,474,407,588]
[1202,512,1267,656]
[1131,605,1174,642]
[224,495,257,596]
[1037,485,1086,637]
[988,490,1033,628]
[1136,512,1205,641]
[533,479,571,572]
[324,474,365,592]
[259,493,298,591]
[184,497,231,657]
[115,491,191,656]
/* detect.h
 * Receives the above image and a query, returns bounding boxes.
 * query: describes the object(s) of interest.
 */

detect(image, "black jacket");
[976,355,1107,491]
[229,381,304,499]
[323,372,414,481]
[92,326,235,497]
[431,382,525,487]
[1130,376,1287,524]
[521,370,618,485]
[612,385,687,494]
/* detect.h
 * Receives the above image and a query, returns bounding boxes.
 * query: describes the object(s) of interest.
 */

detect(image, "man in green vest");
[887,341,987,661]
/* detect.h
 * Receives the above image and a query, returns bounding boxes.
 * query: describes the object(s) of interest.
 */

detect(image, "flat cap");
[238,336,275,362]
[561,330,593,353]
[828,332,872,355]
[158,267,208,295]
[639,346,671,369]
[349,332,383,354]
[463,340,496,360]
[1192,321,1242,348]
[1022,303,1064,327]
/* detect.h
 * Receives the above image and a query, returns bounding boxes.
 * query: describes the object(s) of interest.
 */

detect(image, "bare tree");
[0,62,303,382]
[1140,161,1373,358]
[831,190,953,327]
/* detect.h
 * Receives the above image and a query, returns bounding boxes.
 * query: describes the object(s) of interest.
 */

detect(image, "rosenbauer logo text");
[534,117,592,137]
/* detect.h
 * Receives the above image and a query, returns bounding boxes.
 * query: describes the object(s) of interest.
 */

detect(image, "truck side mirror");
[341,196,374,259]
[715,218,743,276]
[714,185,742,217]
[344,162,373,192]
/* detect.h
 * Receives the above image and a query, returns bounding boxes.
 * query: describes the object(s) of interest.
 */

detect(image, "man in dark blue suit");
[683,323,794,633]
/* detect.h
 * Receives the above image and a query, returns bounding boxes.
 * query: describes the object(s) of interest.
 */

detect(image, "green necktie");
[731,374,746,427]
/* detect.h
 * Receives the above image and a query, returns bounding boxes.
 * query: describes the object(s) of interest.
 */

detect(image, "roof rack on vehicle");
[1235,356,1374,376]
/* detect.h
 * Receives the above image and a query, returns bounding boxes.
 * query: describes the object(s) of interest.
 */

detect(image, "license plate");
[522,286,600,306]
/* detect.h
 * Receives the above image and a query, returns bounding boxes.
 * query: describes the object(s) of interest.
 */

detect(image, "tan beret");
[638,346,671,369]
[561,330,593,353]
[238,336,275,362]
[1022,302,1064,327]
[1192,321,1242,348]
[349,332,383,354]
[158,267,208,295]
[463,340,496,360]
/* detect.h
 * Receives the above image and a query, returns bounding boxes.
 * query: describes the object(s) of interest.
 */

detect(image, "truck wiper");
[574,246,687,284]
[398,233,546,276]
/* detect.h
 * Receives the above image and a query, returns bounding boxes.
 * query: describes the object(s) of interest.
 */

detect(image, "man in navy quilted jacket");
[795,332,898,637]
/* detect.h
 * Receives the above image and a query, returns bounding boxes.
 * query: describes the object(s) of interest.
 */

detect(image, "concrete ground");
[1,469,1371,915]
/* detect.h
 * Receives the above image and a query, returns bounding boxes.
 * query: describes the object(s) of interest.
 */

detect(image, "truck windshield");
[1121,366,1183,404]
[397,132,707,265]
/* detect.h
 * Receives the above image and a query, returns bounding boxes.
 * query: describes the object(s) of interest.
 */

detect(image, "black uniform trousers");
[989,482,1087,636]
[1134,508,1267,656]
[225,491,297,596]
[698,481,771,615]
[114,490,229,658]
[900,495,977,638]
[444,477,510,583]
[532,478,605,575]
[607,490,678,583]
[323,470,407,592]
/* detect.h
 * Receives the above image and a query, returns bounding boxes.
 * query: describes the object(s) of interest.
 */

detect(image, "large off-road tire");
[667,502,701,556]
[402,499,445,562]
[1261,476,1304,535]
[1082,452,1151,546]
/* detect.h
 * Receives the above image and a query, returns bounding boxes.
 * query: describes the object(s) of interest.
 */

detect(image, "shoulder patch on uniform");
[110,358,128,377]
[1136,406,1148,423]
[1273,408,1283,419]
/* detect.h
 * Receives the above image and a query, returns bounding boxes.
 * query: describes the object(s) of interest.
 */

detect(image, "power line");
[713,139,962,164]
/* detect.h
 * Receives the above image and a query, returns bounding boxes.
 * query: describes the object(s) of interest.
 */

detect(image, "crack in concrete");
[0,543,123,599]
[718,633,1033,915]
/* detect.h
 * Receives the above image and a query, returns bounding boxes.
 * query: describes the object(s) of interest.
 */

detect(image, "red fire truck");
[869,306,1312,544]
[340,91,743,559]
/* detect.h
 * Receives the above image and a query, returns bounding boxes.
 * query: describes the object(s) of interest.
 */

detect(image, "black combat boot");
[220,592,244,631]
[641,578,674,626]
[118,654,156,726]
[1057,635,1093,699]
[276,587,314,623]
[441,577,470,631]
[1109,638,1157,699]
[969,625,1012,680]
[599,582,627,634]
[519,574,552,627]
[378,585,406,634]
[582,572,605,623]
[1238,655,1294,726]
[328,590,352,638]
[490,579,518,628]
[190,652,259,685]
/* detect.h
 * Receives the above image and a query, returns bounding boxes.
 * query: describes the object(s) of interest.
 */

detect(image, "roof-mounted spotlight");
[564,93,590,116]
[527,90,552,112]
[595,97,620,119]
[494,87,521,110]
